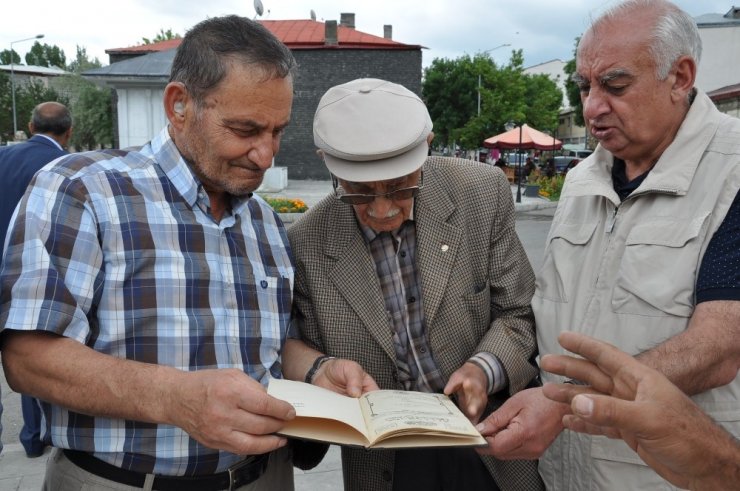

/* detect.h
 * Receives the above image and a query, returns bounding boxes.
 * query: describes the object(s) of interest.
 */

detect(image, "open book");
[268,378,487,449]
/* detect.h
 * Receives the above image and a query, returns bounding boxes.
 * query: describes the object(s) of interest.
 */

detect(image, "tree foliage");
[0,49,21,65]
[141,28,181,45]
[422,49,563,151]
[563,37,584,126]
[24,41,66,69]
[68,46,102,74]
[68,78,114,150]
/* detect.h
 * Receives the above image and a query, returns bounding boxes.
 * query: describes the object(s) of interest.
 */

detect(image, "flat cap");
[313,78,433,182]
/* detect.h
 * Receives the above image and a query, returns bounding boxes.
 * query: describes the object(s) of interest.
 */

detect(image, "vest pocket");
[535,220,599,303]
[612,214,709,317]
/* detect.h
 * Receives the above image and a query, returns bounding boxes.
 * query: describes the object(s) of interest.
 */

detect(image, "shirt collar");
[34,133,63,151]
[150,126,253,215]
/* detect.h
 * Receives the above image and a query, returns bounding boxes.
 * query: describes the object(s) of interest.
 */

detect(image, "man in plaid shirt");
[0,16,375,491]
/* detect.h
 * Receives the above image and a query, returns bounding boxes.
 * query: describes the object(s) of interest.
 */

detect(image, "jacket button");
[382,470,392,482]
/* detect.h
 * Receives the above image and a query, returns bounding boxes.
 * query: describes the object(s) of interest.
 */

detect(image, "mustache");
[367,207,400,219]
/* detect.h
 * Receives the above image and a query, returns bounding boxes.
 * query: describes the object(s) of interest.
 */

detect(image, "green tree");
[423,49,562,152]
[563,37,584,126]
[0,49,21,65]
[141,28,181,45]
[69,80,113,150]
[55,47,113,150]
[67,46,102,74]
[24,41,66,69]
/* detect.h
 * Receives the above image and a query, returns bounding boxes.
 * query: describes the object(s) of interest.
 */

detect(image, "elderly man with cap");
[287,78,543,490]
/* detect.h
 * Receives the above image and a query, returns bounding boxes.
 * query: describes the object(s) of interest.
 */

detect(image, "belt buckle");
[227,456,255,491]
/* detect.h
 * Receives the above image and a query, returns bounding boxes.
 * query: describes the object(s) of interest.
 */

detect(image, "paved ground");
[0,179,556,490]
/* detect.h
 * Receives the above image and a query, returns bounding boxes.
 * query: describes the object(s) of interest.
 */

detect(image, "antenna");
[254,0,264,17]
[310,9,317,21]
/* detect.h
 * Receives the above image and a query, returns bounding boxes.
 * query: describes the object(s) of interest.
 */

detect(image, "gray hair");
[170,15,297,106]
[590,0,702,80]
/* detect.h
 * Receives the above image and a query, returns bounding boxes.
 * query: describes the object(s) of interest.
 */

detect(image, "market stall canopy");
[483,124,562,150]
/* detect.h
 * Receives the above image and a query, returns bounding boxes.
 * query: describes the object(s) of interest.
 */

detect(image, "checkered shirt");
[0,126,294,475]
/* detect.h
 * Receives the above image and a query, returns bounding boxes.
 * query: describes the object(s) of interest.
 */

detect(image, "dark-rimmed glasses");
[332,174,423,205]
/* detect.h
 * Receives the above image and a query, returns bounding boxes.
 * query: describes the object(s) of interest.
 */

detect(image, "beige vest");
[534,91,740,490]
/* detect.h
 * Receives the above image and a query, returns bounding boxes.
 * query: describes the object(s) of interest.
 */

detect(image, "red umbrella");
[483,124,562,150]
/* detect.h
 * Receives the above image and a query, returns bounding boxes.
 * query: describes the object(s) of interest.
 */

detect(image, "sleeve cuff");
[468,352,508,394]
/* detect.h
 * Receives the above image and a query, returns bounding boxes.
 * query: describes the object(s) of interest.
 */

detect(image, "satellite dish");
[310,9,317,21]
[254,0,264,17]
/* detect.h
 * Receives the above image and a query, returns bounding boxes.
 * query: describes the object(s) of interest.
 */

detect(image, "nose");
[248,133,278,170]
[582,87,610,122]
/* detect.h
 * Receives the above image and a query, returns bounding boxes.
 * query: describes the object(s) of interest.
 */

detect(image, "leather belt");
[62,449,269,491]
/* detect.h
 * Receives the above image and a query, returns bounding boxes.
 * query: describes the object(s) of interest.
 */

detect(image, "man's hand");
[312,358,380,397]
[541,331,740,490]
[172,368,296,456]
[475,387,568,460]
[444,362,489,423]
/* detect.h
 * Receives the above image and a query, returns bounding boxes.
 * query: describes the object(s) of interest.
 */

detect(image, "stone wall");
[275,48,423,180]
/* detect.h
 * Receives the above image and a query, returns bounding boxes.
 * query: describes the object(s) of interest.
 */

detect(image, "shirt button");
[400,251,407,257]
[382,470,392,482]
[408,296,415,303]
[420,347,427,353]
[260,280,268,288]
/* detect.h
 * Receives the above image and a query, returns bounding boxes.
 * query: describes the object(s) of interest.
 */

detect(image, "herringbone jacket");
[288,156,544,490]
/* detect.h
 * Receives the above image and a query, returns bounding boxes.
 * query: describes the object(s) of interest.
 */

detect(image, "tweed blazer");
[288,156,543,491]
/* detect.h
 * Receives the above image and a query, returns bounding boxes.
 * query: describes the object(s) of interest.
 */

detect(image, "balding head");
[29,102,72,147]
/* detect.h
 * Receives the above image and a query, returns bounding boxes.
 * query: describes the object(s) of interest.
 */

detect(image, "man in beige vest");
[476,0,740,489]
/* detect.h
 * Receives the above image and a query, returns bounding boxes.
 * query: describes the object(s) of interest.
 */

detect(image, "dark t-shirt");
[611,159,740,304]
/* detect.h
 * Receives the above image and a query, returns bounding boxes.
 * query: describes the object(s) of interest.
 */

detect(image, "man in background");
[0,102,72,248]
[0,101,72,458]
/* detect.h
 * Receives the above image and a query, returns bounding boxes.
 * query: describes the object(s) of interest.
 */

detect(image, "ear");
[163,82,189,129]
[670,55,696,103]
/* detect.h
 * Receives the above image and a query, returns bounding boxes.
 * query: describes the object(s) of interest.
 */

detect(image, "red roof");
[106,19,418,54]
[707,83,740,102]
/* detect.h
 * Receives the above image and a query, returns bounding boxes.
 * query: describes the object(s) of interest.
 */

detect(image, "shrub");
[536,174,565,201]
[261,197,308,213]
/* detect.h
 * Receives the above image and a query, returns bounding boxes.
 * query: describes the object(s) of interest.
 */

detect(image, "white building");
[695,7,740,93]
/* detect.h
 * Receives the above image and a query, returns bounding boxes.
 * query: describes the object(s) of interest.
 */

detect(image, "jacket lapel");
[415,180,461,327]
[324,204,397,360]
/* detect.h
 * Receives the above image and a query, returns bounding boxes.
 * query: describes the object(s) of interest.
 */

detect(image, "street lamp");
[477,43,511,117]
[476,43,510,162]
[505,121,524,203]
[10,34,45,137]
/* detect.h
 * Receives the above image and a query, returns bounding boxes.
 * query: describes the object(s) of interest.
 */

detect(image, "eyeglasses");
[332,174,423,205]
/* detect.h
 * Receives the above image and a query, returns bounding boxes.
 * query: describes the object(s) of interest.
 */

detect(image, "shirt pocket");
[535,220,599,303]
[612,214,709,317]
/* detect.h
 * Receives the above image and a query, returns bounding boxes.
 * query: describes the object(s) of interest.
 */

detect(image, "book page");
[267,378,370,443]
[359,390,484,445]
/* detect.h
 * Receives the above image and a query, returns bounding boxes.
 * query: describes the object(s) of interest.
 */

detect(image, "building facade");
[84,14,423,180]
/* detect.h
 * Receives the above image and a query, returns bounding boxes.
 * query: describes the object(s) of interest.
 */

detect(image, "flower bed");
[261,197,308,213]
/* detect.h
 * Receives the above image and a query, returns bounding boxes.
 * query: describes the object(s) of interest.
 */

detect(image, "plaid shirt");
[0,126,294,476]
[361,218,506,395]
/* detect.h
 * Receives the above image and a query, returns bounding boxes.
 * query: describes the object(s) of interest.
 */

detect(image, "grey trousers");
[43,446,295,491]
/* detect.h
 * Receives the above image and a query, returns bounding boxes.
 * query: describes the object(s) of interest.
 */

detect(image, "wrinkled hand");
[312,358,380,397]
[172,368,295,455]
[475,387,568,460]
[443,362,489,424]
[541,331,740,490]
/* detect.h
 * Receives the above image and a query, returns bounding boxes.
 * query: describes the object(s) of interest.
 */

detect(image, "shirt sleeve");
[696,190,740,303]
[0,168,102,342]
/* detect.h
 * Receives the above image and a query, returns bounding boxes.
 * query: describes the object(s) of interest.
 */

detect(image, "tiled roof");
[106,19,417,54]
[707,83,740,101]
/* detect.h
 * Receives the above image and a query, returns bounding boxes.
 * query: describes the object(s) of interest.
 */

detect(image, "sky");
[2,0,732,70]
